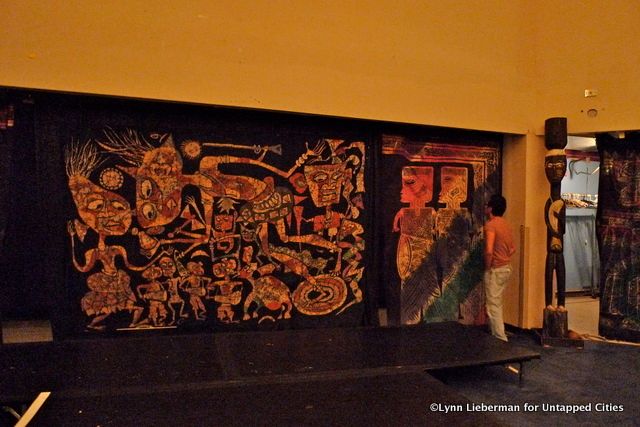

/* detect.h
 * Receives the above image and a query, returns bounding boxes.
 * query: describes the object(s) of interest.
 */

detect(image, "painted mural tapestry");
[596,133,640,342]
[65,130,366,332]
[381,135,500,325]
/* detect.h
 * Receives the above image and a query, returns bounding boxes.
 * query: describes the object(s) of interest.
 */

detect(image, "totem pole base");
[540,306,584,348]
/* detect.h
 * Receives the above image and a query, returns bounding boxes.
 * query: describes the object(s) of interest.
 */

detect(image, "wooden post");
[543,306,568,338]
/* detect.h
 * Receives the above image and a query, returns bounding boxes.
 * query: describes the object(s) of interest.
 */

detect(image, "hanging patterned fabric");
[379,134,501,326]
[596,132,640,342]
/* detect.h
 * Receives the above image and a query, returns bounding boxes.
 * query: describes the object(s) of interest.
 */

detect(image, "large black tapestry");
[1,89,506,338]
[2,92,370,336]
[596,133,640,342]
[65,132,366,332]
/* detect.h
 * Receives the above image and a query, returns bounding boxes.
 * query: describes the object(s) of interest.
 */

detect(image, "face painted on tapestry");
[400,166,433,205]
[544,154,567,184]
[611,155,640,207]
[304,163,346,207]
[158,256,177,277]
[213,259,237,278]
[439,167,468,204]
[187,261,205,276]
[130,144,183,228]
[69,175,132,236]
[214,214,235,232]
[142,265,163,281]
[240,224,256,242]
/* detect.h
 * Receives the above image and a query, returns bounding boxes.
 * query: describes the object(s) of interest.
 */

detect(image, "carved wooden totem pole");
[542,117,569,339]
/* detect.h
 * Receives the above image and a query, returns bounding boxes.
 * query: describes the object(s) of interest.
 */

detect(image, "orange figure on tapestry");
[238,260,293,322]
[180,261,211,321]
[286,140,365,316]
[157,255,188,325]
[65,142,166,331]
[392,167,436,284]
[435,166,473,296]
[137,266,168,327]
[208,258,244,323]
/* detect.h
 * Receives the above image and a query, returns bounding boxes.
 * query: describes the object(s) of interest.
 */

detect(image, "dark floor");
[433,331,640,426]
[1,322,638,426]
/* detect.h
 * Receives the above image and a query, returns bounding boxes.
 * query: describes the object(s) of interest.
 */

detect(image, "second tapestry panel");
[379,134,501,325]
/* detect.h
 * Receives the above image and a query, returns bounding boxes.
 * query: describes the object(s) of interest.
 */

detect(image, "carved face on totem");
[400,166,434,206]
[438,167,468,206]
[544,151,567,184]
[68,175,132,236]
[611,153,640,207]
[304,162,346,207]
[126,143,184,228]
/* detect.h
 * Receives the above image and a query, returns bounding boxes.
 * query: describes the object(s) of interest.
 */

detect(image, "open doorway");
[561,136,599,336]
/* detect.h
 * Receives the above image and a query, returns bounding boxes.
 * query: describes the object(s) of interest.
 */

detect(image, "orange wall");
[0,0,534,133]
[2,1,640,328]
[532,0,640,135]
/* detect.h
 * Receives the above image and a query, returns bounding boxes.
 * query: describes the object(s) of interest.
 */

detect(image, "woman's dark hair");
[488,194,507,216]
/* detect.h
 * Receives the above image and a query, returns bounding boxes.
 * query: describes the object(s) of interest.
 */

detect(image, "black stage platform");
[1,322,539,426]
